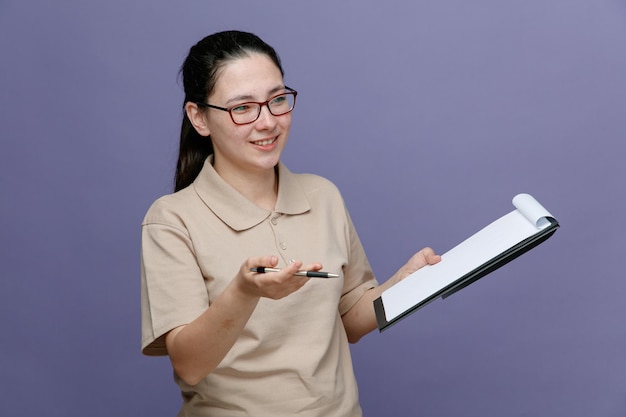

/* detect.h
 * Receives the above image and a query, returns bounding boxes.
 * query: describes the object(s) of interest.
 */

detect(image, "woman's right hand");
[166,255,321,385]
[234,255,320,300]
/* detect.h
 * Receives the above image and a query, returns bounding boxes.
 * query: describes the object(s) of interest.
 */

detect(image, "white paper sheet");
[380,194,553,322]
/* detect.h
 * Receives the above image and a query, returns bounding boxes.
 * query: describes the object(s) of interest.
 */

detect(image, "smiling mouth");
[252,137,277,146]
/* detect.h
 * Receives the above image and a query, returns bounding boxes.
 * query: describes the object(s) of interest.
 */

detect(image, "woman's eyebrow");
[224,86,286,105]
[224,94,254,105]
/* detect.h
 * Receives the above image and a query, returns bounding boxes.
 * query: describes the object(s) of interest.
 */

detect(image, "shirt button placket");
[269,213,288,253]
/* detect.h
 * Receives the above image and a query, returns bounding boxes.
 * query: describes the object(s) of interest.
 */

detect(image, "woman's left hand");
[341,246,442,343]
[395,247,441,282]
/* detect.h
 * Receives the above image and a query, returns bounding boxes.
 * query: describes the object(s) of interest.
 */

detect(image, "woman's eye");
[271,95,287,105]
[232,104,252,113]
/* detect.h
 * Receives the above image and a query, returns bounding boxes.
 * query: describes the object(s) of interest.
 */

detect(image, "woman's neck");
[214,161,278,211]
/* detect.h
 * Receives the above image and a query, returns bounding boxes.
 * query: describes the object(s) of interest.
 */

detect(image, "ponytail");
[174,112,213,192]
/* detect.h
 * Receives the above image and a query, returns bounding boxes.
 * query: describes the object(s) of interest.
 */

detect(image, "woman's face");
[199,53,292,178]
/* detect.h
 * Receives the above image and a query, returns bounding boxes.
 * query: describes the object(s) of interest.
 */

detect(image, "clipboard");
[374,193,560,331]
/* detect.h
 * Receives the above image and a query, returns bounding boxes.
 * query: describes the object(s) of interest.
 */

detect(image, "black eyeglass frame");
[195,86,298,125]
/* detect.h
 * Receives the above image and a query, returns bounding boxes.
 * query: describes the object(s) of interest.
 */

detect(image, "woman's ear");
[185,102,211,137]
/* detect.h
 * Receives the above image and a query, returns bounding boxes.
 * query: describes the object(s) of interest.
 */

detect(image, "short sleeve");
[338,206,378,316]
[140,201,209,356]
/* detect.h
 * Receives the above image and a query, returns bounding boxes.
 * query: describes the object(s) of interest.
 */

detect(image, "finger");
[245,255,279,272]
[421,247,441,265]
[400,248,440,276]
[299,262,323,273]
[282,260,304,275]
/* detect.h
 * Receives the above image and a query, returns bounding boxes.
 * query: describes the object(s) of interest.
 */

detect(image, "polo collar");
[193,156,311,231]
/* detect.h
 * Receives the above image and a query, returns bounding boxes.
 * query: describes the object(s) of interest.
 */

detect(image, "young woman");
[141,30,440,417]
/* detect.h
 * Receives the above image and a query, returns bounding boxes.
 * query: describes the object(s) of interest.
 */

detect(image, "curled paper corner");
[512,193,554,229]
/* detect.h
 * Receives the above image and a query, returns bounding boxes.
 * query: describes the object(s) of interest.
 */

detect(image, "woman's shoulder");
[279,161,340,193]
[142,186,198,226]
[288,171,348,212]
[297,172,336,186]
[290,170,341,194]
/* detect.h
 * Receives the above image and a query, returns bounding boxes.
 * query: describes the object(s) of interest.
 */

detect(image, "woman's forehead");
[213,54,283,101]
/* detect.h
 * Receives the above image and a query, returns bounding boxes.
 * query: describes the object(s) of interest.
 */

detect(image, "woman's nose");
[254,105,278,129]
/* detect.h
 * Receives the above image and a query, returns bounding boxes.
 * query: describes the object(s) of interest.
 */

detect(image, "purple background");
[1,1,625,416]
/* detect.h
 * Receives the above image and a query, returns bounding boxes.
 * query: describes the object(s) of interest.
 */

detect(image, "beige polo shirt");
[141,157,378,417]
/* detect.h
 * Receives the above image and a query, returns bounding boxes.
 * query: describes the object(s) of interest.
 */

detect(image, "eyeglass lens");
[231,92,296,124]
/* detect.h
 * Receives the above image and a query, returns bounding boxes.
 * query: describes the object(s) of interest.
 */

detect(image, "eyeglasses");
[196,87,298,125]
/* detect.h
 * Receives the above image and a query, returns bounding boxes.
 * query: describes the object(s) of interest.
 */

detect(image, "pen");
[250,267,339,278]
